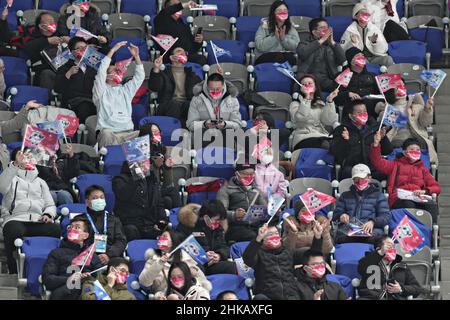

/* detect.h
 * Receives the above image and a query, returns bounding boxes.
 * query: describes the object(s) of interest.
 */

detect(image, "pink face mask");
[151,132,162,144]
[354,179,370,191]
[309,264,326,279]
[299,211,315,224]
[275,12,289,22]
[354,112,368,125]
[171,276,185,289]
[79,2,90,13]
[384,248,397,263]
[74,48,86,60]
[108,73,123,85]
[264,235,282,249]
[397,85,407,97]
[209,90,222,100]
[67,229,81,243]
[319,28,329,38]
[157,236,170,250]
[406,150,421,162]
[237,174,254,186]
[303,84,315,95]
[115,271,127,284]
[209,221,221,230]
[354,56,367,69]
[172,11,183,19]
[177,52,188,64]
[46,22,57,33]
[358,13,371,25]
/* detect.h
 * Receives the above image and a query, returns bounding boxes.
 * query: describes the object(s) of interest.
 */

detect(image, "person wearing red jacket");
[371,133,440,222]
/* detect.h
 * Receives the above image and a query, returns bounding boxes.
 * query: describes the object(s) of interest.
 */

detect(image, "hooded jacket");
[295,268,347,300]
[81,272,136,300]
[340,21,389,57]
[0,162,56,227]
[186,80,242,132]
[375,94,437,165]
[361,0,402,32]
[333,184,391,228]
[370,144,441,207]
[358,250,424,300]
[289,97,338,147]
[254,18,300,59]
[254,163,287,199]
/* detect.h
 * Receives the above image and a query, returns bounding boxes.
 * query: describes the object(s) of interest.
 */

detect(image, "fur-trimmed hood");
[178,203,201,229]
[192,80,239,98]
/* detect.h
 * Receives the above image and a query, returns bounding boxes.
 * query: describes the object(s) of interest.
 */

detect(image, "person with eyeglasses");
[42,215,103,300]
[82,257,136,300]
[54,37,98,124]
[294,249,347,300]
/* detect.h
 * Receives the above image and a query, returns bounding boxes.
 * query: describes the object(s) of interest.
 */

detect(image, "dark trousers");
[50,286,81,300]
[157,99,191,128]
[3,220,61,274]
[255,52,297,66]
[123,224,162,241]
[161,185,182,209]
[70,101,97,124]
[392,199,439,223]
[294,137,331,151]
[205,261,237,275]
[384,20,410,43]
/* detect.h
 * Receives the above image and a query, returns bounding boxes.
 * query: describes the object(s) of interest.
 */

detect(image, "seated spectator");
[93,41,144,148]
[332,164,390,243]
[37,143,79,206]
[330,99,393,180]
[336,47,382,118]
[177,200,236,275]
[371,135,441,222]
[54,37,98,123]
[0,58,5,99]
[340,3,394,67]
[24,12,70,90]
[362,0,410,42]
[376,89,437,164]
[217,291,239,300]
[242,223,300,300]
[254,0,300,66]
[295,250,347,300]
[0,101,42,145]
[0,148,60,274]
[216,161,267,243]
[112,161,168,241]
[139,229,211,294]
[82,257,136,300]
[297,18,346,92]
[157,261,210,300]
[358,235,424,300]
[57,0,110,48]
[149,48,202,127]
[81,185,127,265]
[289,75,339,150]
[139,123,182,209]
[187,73,242,144]
[154,0,207,65]
[283,200,333,256]
[42,215,102,300]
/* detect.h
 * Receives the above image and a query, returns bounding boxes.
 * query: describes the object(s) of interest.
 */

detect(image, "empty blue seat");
[285,0,321,18]
[203,0,239,18]
[397,0,404,18]
[169,207,180,228]
[139,116,182,147]
[334,243,374,280]
[230,241,250,260]
[127,273,147,300]
[39,0,67,11]
[185,62,205,80]
[294,148,335,180]
[110,37,149,61]
[120,0,158,17]
[206,40,247,65]
[126,239,158,275]
[75,174,116,213]
[236,16,263,47]
[132,104,148,130]
[6,141,22,154]
[104,145,126,177]
[366,63,381,75]
[325,274,354,298]
[255,63,292,94]
[325,16,353,44]
[388,40,427,65]
[207,274,250,300]
[196,147,236,180]
[0,56,29,88]
[7,85,49,112]
[409,26,444,62]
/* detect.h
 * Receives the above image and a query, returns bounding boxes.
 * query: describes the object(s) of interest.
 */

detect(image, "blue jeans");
[51,190,73,206]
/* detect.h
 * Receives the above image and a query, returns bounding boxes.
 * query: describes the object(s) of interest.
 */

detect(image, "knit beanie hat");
[345,47,363,64]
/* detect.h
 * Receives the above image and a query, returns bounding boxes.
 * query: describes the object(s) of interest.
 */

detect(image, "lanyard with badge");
[86,212,108,253]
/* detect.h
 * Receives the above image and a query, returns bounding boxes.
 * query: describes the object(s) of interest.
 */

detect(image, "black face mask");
[384,89,397,105]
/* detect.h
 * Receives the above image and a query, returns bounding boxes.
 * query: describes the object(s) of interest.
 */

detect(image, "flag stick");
[80,244,96,273]
[76,47,88,68]
[375,77,389,132]
[168,234,193,256]
[336,84,341,90]
[89,265,108,275]
[298,189,315,218]
[160,37,179,59]
[210,41,220,68]
[279,68,303,88]
[21,125,29,152]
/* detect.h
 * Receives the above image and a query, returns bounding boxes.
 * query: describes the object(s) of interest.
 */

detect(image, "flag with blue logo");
[51,48,74,71]
[80,46,105,71]
[382,104,408,128]
[420,69,447,89]
[210,41,232,59]
[70,26,97,41]
[93,280,111,300]
[274,61,295,79]
[36,120,65,139]
[234,258,255,280]
[179,235,209,265]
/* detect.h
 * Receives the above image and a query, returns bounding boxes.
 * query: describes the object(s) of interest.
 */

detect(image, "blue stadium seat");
[333,243,374,280]
[294,148,335,180]
[75,174,116,212]
[168,207,180,228]
[0,56,29,88]
[104,145,126,177]
[126,239,158,275]
[1,0,33,29]
[132,104,148,130]
[6,141,22,154]
[206,40,247,65]
[324,16,353,43]
[285,0,321,18]
[255,63,292,94]
[388,40,427,65]
[185,62,205,80]
[110,37,150,61]
[409,26,444,62]
[139,116,182,147]
[387,148,431,169]
[236,16,263,47]
[186,178,224,204]
[203,0,239,18]
[57,203,87,238]
[397,0,404,18]
[230,241,250,260]
[196,147,236,180]
[237,95,249,120]
[127,273,147,300]
[366,63,381,75]
[207,274,250,300]
[120,0,158,17]
[21,236,61,296]
[39,0,68,11]
[7,85,49,112]
[325,274,354,298]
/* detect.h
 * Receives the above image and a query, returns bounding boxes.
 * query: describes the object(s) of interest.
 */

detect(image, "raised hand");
[341,127,350,141]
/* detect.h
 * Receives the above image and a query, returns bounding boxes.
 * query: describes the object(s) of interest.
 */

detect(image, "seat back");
[324,16,353,42]
[39,0,68,11]
[139,116,183,147]
[408,0,445,17]
[120,0,158,16]
[293,148,335,180]
[388,40,427,65]
[407,16,444,62]
[325,274,354,298]
[243,0,275,16]
[206,40,247,65]
[285,0,321,17]
[404,261,432,287]
[327,0,359,16]
[395,243,432,265]
[104,145,126,177]
[290,16,313,42]
[230,241,250,260]
[236,16,263,47]
[108,13,146,38]
[60,143,98,158]
[126,239,158,275]
[196,147,236,180]
[386,63,426,93]
[210,63,248,94]
[20,9,60,26]
[193,16,231,41]
[8,85,49,112]
[203,0,240,18]
[75,174,116,212]
[334,243,374,280]
[207,274,250,300]
[92,0,116,14]
[289,178,333,197]
[255,64,293,94]
[123,61,154,82]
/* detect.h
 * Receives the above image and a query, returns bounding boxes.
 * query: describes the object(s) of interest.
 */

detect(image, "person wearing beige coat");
[375,93,437,165]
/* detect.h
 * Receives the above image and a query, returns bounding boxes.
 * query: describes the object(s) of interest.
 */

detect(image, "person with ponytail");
[357,236,423,300]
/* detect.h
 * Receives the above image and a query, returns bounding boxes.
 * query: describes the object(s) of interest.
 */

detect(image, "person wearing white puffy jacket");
[0,148,60,274]
[340,3,394,67]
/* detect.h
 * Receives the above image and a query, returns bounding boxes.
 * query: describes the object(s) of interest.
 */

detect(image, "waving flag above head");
[79,46,105,71]
[335,68,353,88]
[382,104,408,128]
[393,215,426,255]
[151,34,179,52]
[122,135,151,180]
[56,114,79,138]
[210,41,231,59]
[23,124,59,153]
[115,57,133,76]
[251,136,272,160]
[36,120,65,139]
[375,74,403,93]
[70,26,97,40]
[299,188,336,215]
[178,235,209,265]
[71,244,95,267]
[420,69,447,89]
[274,61,295,77]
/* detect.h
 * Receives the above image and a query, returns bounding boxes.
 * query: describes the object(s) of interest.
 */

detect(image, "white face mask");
[260,154,274,165]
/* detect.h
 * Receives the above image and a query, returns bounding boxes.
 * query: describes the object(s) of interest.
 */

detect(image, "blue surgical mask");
[91,198,106,211]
